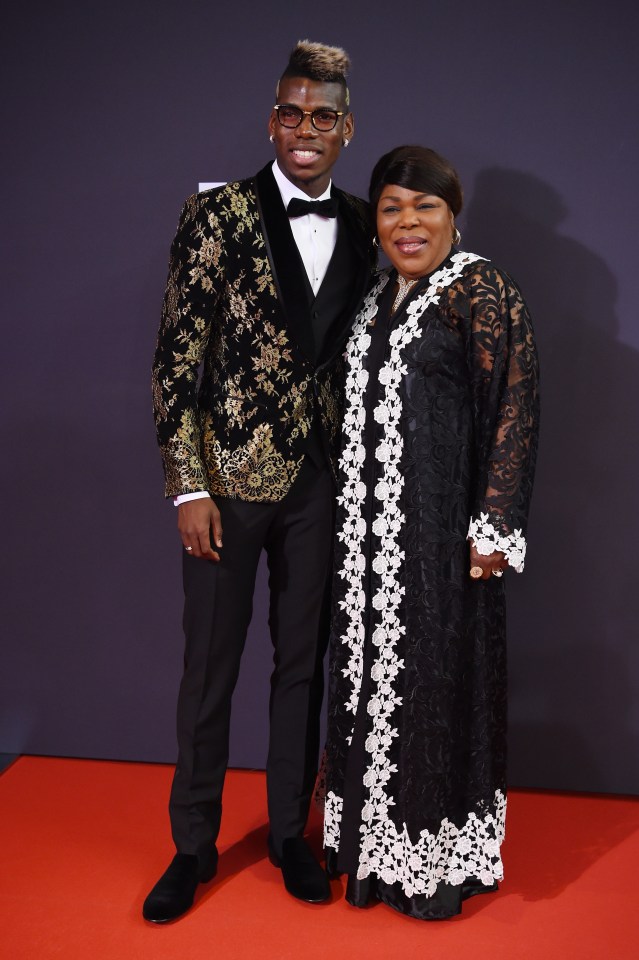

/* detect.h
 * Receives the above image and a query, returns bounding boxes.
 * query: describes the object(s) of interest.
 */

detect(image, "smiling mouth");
[395,238,426,254]
[291,148,320,161]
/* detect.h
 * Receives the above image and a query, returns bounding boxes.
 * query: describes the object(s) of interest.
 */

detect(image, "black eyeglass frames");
[273,104,345,132]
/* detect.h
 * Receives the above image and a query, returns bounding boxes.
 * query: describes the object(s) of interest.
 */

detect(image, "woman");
[323,146,539,919]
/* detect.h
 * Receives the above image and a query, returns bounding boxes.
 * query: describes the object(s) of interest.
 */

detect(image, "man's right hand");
[178,498,223,561]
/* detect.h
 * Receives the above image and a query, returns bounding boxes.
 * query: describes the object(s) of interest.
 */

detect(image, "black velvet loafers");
[142,852,217,923]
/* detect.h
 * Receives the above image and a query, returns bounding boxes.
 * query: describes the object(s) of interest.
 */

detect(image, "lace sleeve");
[463,263,540,572]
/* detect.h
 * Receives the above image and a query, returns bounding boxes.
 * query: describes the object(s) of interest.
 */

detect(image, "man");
[145,41,374,923]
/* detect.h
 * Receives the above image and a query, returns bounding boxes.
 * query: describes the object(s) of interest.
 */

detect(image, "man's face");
[268,76,354,198]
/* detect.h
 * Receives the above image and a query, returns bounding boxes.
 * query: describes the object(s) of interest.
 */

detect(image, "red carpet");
[1,757,637,959]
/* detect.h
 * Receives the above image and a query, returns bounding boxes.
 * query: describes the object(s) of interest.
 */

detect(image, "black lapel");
[317,189,375,366]
[334,188,371,266]
[254,164,314,361]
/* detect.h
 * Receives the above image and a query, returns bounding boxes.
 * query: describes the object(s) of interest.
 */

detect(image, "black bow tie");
[287,196,338,218]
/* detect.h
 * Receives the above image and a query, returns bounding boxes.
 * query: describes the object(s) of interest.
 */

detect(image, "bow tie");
[287,196,338,218]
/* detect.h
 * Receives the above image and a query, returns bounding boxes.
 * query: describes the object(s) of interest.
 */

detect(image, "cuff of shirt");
[174,491,211,506]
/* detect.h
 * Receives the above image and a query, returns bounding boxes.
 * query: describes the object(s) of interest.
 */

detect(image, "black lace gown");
[323,250,539,919]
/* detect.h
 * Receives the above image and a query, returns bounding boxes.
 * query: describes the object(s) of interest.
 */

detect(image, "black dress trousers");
[169,456,334,866]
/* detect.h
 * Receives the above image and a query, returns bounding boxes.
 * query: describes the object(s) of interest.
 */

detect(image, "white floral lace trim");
[468,512,527,573]
[323,273,389,849]
[324,790,344,851]
[334,272,390,719]
[359,790,506,896]
[325,788,505,897]
[325,252,504,898]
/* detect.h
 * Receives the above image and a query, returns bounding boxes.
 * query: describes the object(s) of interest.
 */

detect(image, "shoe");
[270,837,330,903]
[142,852,217,923]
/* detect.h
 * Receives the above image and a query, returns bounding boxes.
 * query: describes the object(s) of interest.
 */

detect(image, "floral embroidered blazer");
[152,164,375,501]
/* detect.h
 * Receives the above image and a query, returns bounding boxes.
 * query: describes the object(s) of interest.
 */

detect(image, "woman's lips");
[395,237,426,255]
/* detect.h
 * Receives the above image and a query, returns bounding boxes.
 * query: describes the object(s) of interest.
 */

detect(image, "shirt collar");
[272,160,333,209]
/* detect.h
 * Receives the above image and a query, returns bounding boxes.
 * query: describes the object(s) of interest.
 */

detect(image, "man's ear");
[343,112,355,142]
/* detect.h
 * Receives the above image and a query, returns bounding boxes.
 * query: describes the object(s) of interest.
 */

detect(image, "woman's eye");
[381,206,399,214]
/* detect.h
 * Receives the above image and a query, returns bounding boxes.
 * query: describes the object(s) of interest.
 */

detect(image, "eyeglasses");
[273,104,345,132]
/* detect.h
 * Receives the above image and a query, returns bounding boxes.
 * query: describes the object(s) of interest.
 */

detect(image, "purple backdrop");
[2,0,638,794]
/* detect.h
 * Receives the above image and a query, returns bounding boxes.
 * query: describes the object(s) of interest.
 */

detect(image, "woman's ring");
[185,546,193,552]
[492,569,503,577]
[470,566,483,579]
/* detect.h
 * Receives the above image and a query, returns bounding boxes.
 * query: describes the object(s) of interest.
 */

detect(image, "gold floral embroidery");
[226,273,258,326]
[278,380,313,441]
[160,409,208,493]
[162,263,181,329]
[253,256,276,297]
[153,176,364,499]
[207,210,221,230]
[182,203,226,295]
[201,418,301,501]
[218,376,259,431]
[255,374,276,395]
[253,343,280,373]
[252,325,293,383]
[219,183,258,240]
[151,365,169,423]
[199,236,222,269]
[172,322,209,379]
[181,194,201,222]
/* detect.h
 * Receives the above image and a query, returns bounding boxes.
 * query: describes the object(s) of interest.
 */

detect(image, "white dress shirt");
[271,160,338,294]
[175,161,338,505]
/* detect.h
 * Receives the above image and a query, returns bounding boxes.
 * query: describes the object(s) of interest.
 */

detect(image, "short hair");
[277,40,351,106]
[369,145,463,216]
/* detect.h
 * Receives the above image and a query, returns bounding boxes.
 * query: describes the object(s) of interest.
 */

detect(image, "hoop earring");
[452,226,461,245]
[269,134,274,143]
[373,236,379,247]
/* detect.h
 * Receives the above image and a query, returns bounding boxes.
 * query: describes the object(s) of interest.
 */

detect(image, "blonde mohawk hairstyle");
[278,40,351,105]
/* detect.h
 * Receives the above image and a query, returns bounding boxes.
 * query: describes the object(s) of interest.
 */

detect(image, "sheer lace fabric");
[324,253,539,919]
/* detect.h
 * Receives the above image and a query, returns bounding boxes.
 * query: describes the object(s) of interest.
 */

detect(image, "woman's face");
[376,184,454,280]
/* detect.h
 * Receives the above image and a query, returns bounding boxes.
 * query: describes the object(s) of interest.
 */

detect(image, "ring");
[470,566,483,579]
[492,569,503,577]
[185,546,193,552]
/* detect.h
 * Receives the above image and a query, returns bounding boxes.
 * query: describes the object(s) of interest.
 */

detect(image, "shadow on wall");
[464,169,639,794]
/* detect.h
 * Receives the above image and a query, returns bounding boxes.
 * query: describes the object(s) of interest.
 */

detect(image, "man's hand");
[469,542,508,580]
[178,499,223,561]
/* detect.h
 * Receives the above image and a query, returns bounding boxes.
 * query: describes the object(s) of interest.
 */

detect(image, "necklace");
[392,274,418,313]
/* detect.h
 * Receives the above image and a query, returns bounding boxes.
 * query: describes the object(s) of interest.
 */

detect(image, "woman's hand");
[469,542,508,580]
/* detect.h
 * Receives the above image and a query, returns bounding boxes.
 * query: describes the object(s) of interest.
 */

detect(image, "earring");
[452,225,461,245]
[343,138,350,147]
[373,236,379,247]
[269,134,274,143]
